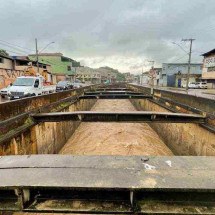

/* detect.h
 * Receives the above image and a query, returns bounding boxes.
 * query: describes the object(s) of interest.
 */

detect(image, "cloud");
[0,0,214,73]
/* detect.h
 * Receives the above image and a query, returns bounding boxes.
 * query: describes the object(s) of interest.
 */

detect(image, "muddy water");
[60,99,173,156]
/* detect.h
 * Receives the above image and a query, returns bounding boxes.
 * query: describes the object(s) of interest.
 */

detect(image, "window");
[208,67,215,72]
[67,66,71,71]
[0,58,4,63]
[13,78,35,86]
[34,79,39,87]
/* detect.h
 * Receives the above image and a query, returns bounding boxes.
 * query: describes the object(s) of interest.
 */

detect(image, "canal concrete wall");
[0,98,96,155]
[131,98,215,156]
[128,84,215,115]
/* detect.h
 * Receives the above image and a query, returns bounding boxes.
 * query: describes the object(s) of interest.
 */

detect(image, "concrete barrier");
[128,84,215,115]
[0,85,98,121]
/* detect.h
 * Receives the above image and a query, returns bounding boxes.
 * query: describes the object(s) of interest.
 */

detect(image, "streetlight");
[172,42,189,54]
[39,41,55,53]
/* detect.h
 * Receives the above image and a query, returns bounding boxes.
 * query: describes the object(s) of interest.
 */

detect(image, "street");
[135,84,215,100]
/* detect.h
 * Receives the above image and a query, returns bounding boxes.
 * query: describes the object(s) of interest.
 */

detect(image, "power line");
[172,42,189,55]
[0,42,30,55]
[174,54,188,62]
[0,48,26,56]
[0,39,34,51]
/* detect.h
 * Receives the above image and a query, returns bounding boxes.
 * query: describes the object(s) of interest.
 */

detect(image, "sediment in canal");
[1,93,214,156]
[60,99,173,156]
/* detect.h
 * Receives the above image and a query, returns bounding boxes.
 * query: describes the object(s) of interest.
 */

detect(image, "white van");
[8,76,56,100]
[196,82,208,89]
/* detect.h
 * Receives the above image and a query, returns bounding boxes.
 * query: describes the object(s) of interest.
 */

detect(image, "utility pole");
[74,67,76,82]
[141,67,143,85]
[35,38,39,74]
[182,38,195,91]
[148,60,155,95]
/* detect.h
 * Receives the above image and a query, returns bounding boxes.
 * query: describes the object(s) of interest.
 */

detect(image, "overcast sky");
[0,0,214,73]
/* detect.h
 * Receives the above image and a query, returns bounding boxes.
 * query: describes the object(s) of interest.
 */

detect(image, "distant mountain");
[97,66,125,81]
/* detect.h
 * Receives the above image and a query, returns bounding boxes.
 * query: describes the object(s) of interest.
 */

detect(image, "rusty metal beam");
[31,111,206,123]
[95,88,129,91]
[0,155,215,214]
[84,91,143,95]
[80,94,152,99]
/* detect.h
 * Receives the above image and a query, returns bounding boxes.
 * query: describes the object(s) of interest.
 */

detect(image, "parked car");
[56,81,73,91]
[0,85,11,98]
[72,82,81,89]
[188,82,198,89]
[196,82,208,89]
[72,79,85,89]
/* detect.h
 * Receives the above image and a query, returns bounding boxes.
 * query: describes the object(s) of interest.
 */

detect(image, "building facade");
[160,63,202,87]
[95,67,117,83]
[140,68,161,86]
[201,49,215,89]
[12,56,54,83]
[124,72,135,83]
[0,54,54,88]
[0,54,15,88]
[140,72,149,85]
[76,67,101,84]
[149,67,162,86]
[29,53,80,82]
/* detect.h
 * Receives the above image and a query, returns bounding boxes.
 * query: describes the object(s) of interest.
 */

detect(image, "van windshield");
[13,78,35,86]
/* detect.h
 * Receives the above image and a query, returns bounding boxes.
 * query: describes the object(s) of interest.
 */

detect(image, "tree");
[0,49,9,57]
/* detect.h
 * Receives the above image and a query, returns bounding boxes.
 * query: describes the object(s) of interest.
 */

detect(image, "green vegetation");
[99,66,125,81]
[0,49,9,57]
